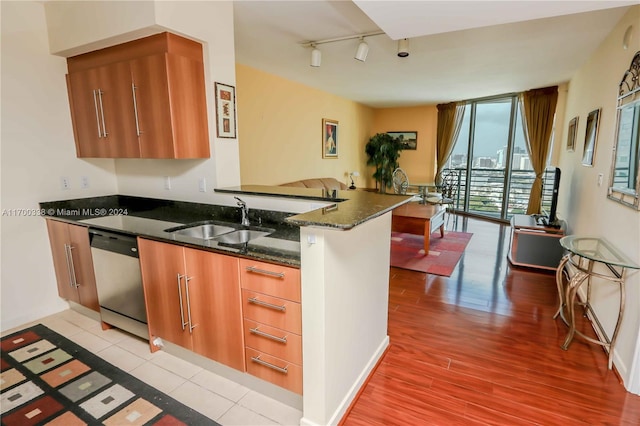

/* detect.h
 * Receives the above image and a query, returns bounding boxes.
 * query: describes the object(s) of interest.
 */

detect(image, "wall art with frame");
[215,82,236,138]
[387,131,418,150]
[567,117,578,151]
[582,108,601,166]
[322,118,338,158]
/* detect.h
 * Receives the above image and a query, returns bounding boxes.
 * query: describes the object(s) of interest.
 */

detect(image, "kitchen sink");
[165,222,236,240]
[165,221,275,244]
[213,229,274,244]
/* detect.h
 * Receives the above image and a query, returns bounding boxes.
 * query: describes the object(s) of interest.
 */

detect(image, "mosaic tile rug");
[390,231,473,276]
[0,324,218,425]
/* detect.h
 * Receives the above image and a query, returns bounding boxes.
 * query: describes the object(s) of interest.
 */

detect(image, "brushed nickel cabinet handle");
[97,89,108,137]
[131,83,142,136]
[250,326,287,344]
[177,273,187,330]
[251,355,288,374]
[185,276,197,332]
[63,244,74,288]
[66,244,79,288]
[92,90,102,138]
[245,266,285,279]
[248,297,286,312]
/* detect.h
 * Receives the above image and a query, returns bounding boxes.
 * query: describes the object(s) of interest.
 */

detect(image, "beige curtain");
[436,102,466,184]
[520,86,558,215]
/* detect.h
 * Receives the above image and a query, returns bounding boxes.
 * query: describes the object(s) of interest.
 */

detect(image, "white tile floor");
[3,309,303,426]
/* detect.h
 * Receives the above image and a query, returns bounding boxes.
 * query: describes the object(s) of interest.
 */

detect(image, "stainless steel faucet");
[234,197,250,226]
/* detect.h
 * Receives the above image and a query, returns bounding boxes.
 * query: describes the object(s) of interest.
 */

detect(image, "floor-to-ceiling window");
[445,95,554,221]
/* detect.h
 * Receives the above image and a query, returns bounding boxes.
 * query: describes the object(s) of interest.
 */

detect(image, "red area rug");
[390,231,473,276]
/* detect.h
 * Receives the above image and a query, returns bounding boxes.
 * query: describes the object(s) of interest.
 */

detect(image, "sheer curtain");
[520,86,558,214]
[436,102,466,184]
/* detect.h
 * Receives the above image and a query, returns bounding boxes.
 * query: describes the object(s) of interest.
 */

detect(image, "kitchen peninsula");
[41,188,411,426]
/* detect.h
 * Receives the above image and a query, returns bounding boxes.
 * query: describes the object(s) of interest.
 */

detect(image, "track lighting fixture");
[354,38,369,62]
[302,31,385,67]
[397,38,410,58]
[310,44,321,67]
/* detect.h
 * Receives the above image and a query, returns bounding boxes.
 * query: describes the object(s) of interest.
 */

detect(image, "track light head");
[310,45,321,67]
[354,39,369,62]
[397,38,409,58]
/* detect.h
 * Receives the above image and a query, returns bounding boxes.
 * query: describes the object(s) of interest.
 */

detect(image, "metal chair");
[392,168,409,194]
[426,170,458,227]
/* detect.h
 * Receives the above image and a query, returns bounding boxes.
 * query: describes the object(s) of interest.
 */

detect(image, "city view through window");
[443,96,554,220]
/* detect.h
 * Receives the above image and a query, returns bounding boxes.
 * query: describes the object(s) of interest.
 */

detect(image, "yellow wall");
[372,106,438,185]
[236,64,374,187]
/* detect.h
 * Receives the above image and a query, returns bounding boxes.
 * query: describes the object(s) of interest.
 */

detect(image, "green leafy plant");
[365,133,403,193]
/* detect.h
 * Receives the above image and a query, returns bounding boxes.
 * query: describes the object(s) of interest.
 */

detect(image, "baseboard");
[300,336,389,426]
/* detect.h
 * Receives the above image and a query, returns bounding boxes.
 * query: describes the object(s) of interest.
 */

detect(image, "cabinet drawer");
[239,259,300,302]
[244,319,302,365]
[242,290,301,334]
[245,348,302,394]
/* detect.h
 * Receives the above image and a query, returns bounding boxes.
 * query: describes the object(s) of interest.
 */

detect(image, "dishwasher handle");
[89,229,139,258]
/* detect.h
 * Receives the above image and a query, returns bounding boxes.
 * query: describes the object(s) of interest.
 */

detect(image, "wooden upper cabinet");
[66,32,210,159]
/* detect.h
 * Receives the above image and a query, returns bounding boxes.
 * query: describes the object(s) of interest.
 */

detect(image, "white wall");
[557,6,640,392]
[300,214,391,425]
[0,1,119,330]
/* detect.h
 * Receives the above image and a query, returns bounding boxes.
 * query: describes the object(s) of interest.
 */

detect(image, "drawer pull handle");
[251,355,288,374]
[250,327,287,344]
[246,266,285,279]
[248,297,286,312]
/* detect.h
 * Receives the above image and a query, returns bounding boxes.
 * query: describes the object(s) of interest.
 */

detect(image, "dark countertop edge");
[214,185,413,229]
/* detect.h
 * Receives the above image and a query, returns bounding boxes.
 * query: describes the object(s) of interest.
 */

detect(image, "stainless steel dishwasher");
[89,229,148,339]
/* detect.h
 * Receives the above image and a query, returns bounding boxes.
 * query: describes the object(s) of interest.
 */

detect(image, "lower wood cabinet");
[46,219,99,311]
[138,238,244,371]
[239,259,303,394]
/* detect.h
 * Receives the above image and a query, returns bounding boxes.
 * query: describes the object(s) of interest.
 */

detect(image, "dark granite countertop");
[40,189,411,267]
[215,185,412,229]
[40,195,302,267]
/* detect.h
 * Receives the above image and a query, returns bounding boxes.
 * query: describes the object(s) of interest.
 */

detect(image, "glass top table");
[555,236,638,369]
[560,236,639,270]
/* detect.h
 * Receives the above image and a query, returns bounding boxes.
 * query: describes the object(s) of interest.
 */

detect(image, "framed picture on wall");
[215,82,236,138]
[582,108,601,166]
[567,117,578,151]
[322,119,338,158]
[387,131,418,150]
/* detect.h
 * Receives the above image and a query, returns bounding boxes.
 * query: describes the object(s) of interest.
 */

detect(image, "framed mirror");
[608,51,640,209]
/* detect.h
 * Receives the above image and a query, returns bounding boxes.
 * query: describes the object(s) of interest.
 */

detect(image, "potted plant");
[365,133,403,193]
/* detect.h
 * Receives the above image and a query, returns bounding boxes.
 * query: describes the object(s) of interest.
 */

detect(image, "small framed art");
[567,117,578,151]
[323,119,338,158]
[582,109,601,166]
[215,82,236,138]
[387,131,418,150]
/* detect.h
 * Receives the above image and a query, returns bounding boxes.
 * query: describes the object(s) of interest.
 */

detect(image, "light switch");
[597,173,603,187]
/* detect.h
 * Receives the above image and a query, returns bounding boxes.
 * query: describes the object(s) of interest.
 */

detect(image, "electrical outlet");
[597,173,603,187]
[164,176,171,190]
[80,176,90,189]
[60,176,71,190]
[198,177,207,192]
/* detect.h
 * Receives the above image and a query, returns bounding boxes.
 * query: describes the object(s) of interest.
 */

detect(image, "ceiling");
[233,1,633,108]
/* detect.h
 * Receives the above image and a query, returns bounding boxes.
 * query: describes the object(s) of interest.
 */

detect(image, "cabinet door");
[45,219,78,303]
[95,62,140,158]
[165,53,210,158]
[130,54,174,158]
[67,68,108,158]
[67,224,99,311]
[185,249,244,371]
[138,239,190,349]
